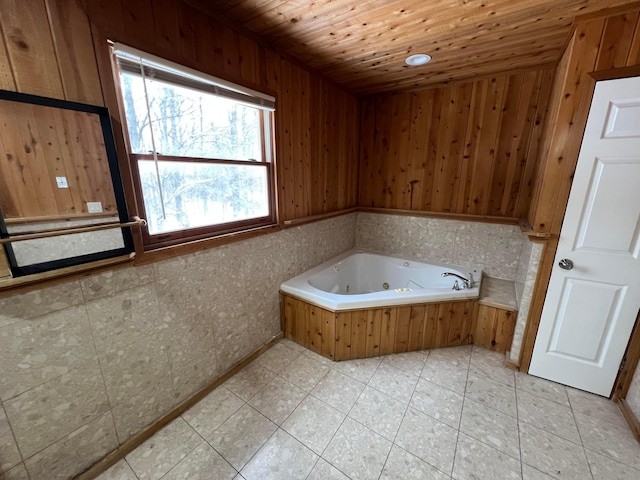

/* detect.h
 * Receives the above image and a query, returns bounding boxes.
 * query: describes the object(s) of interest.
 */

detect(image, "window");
[111,44,276,248]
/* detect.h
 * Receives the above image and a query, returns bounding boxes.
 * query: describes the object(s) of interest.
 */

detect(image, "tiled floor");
[96,340,640,480]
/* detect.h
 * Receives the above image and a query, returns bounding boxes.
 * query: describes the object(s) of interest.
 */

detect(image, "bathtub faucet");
[441,272,474,289]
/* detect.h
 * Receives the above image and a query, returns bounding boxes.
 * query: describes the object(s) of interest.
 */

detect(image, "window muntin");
[112,44,276,248]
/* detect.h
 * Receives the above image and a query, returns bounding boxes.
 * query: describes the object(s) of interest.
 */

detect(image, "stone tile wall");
[0,214,356,480]
[355,212,544,365]
[0,211,549,479]
[355,212,524,281]
[510,241,544,364]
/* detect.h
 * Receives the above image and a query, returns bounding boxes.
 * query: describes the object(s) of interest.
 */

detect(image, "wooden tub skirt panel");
[281,294,498,361]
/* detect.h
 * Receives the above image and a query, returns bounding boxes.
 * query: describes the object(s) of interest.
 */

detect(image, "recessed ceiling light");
[405,54,432,66]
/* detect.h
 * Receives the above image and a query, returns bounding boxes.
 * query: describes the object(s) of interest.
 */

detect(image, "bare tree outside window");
[119,72,270,236]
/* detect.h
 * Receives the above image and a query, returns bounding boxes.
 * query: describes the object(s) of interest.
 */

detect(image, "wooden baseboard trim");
[75,334,283,480]
[616,398,640,442]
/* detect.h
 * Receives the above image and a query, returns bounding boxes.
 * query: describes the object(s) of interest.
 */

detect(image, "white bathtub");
[280,250,482,311]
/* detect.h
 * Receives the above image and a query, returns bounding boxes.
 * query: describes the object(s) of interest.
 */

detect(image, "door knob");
[558,259,574,270]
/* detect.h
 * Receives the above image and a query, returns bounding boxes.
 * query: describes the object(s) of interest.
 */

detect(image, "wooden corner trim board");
[75,334,283,480]
[616,398,640,442]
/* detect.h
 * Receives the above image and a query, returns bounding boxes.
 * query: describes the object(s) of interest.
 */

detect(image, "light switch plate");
[56,176,68,188]
[87,202,103,213]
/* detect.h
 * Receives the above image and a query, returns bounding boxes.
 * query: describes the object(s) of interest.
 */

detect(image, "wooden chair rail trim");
[282,207,358,227]
[358,207,520,226]
[75,334,283,480]
[0,217,147,244]
[0,253,135,295]
[518,218,552,239]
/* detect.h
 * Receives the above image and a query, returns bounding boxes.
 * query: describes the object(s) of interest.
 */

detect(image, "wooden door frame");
[518,68,640,400]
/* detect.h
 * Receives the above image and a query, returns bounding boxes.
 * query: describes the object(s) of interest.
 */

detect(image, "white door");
[529,76,640,396]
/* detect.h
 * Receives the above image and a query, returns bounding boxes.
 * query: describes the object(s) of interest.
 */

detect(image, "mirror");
[0,90,134,277]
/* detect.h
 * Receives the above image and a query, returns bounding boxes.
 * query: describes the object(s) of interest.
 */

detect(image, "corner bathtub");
[280,250,483,361]
[280,250,482,311]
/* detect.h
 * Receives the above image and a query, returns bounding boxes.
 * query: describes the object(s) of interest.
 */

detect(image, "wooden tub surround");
[281,276,517,361]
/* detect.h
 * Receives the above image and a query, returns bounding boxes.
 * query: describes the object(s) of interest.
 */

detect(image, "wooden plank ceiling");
[201,0,638,94]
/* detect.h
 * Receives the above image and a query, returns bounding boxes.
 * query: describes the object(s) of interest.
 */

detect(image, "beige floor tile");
[247,376,306,425]
[368,363,419,404]
[427,345,472,367]
[517,390,581,443]
[395,408,458,475]
[574,411,640,470]
[0,463,29,480]
[521,464,557,480]
[380,445,450,480]
[465,373,517,417]
[91,342,640,480]
[519,422,591,480]
[126,418,201,480]
[280,354,330,391]
[306,458,350,480]
[0,407,20,474]
[585,448,640,480]
[348,386,407,441]
[207,405,276,471]
[302,349,335,366]
[282,395,345,455]
[452,433,521,480]
[277,338,308,354]
[566,387,626,428]
[381,351,428,377]
[240,429,318,480]
[469,347,515,387]
[310,370,365,414]
[333,356,382,384]
[323,417,392,480]
[182,386,244,438]
[95,460,137,480]
[161,442,236,480]
[421,358,469,394]
[459,398,520,460]
[253,343,301,374]
[222,362,276,402]
[515,372,570,407]
[410,378,464,428]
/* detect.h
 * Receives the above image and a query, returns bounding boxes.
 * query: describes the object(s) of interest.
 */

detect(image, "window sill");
[135,223,283,265]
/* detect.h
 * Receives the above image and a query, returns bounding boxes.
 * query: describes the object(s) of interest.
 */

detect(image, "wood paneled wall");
[0,100,116,219]
[87,0,359,222]
[528,10,640,233]
[358,68,555,218]
[0,0,358,223]
[520,8,640,373]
